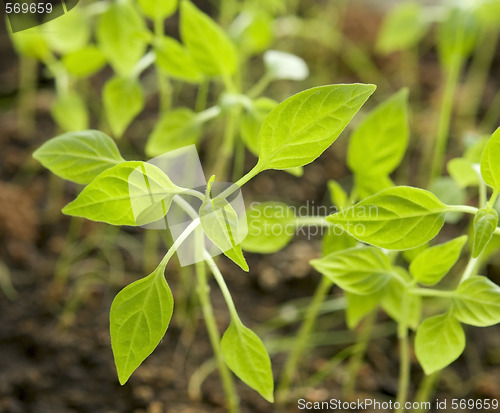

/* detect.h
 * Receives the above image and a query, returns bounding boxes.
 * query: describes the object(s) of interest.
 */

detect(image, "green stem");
[395,291,411,413]
[154,16,172,114]
[429,28,466,183]
[445,204,478,215]
[195,257,239,413]
[342,310,377,399]
[459,27,499,126]
[17,56,38,136]
[410,288,454,298]
[415,372,440,413]
[276,276,333,403]
[213,107,241,179]
[195,77,210,112]
[247,72,274,99]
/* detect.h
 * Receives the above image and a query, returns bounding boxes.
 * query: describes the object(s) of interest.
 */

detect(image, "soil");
[1,2,500,413]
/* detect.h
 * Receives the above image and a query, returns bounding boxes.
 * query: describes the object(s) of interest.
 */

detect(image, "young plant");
[33,83,376,411]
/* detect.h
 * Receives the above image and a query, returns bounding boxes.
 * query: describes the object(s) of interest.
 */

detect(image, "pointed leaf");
[410,236,467,285]
[180,0,238,76]
[452,275,500,327]
[327,186,448,250]
[62,162,183,226]
[348,89,409,176]
[62,46,107,78]
[472,207,498,258]
[415,313,465,375]
[33,130,124,185]
[145,108,202,157]
[256,84,376,171]
[104,76,144,138]
[311,247,393,295]
[447,157,480,188]
[480,127,500,191]
[221,321,274,402]
[110,263,174,384]
[381,275,421,330]
[241,202,295,253]
[154,36,203,83]
[138,0,177,19]
[51,91,89,133]
[346,292,381,329]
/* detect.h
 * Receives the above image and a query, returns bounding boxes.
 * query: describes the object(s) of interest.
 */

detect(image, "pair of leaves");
[416,275,500,375]
[327,186,449,250]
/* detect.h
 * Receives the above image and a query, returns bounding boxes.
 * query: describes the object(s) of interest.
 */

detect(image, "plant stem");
[17,56,38,136]
[429,25,465,183]
[154,16,172,114]
[213,107,240,179]
[395,292,411,413]
[195,257,239,413]
[195,77,210,112]
[276,276,333,403]
[410,288,454,298]
[415,372,440,413]
[247,72,274,99]
[445,204,478,215]
[342,310,377,399]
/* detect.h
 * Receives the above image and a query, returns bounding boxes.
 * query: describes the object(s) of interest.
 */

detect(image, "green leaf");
[263,50,309,81]
[43,8,90,54]
[322,229,357,256]
[327,186,448,250]
[241,98,278,156]
[480,127,500,191]
[410,236,467,285]
[256,84,376,171]
[354,173,393,199]
[438,8,478,68]
[345,291,381,329]
[110,262,174,385]
[51,91,89,132]
[221,321,274,402]
[447,158,480,188]
[377,2,428,53]
[97,2,148,76]
[241,202,295,254]
[452,275,500,327]
[328,180,348,210]
[180,0,238,76]
[138,0,177,19]
[348,89,409,176]
[145,108,202,157]
[428,176,466,224]
[311,247,393,295]
[415,313,465,375]
[63,162,183,226]
[230,10,274,55]
[472,207,498,258]
[154,36,203,83]
[62,46,107,78]
[200,192,248,270]
[9,27,50,60]
[381,274,421,330]
[33,130,124,185]
[103,77,144,138]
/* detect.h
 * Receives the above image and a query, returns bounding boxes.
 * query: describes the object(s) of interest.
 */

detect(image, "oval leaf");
[472,207,498,258]
[221,321,274,402]
[409,236,467,285]
[447,157,480,189]
[138,0,177,19]
[62,162,183,226]
[33,130,124,185]
[51,91,89,132]
[256,84,376,171]
[327,186,448,250]
[110,263,174,385]
[154,36,203,83]
[311,247,393,295]
[62,46,107,78]
[145,108,202,157]
[348,89,409,176]
[97,2,148,76]
[415,313,465,375]
[453,275,500,327]
[241,202,295,253]
[480,127,500,191]
[180,0,238,76]
[104,76,144,138]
